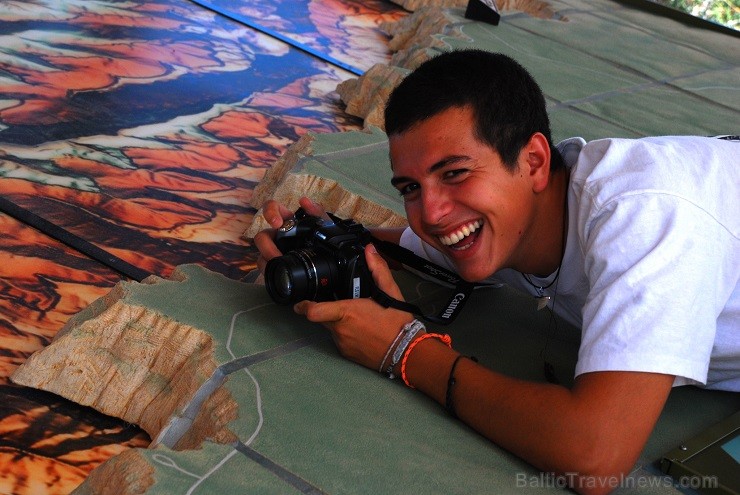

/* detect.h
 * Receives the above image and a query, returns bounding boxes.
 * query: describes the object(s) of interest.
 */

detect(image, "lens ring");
[265,249,339,304]
[265,254,310,305]
[294,250,320,301]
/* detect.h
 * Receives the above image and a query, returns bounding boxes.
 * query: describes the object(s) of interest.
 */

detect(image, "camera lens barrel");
[265,249,338,304]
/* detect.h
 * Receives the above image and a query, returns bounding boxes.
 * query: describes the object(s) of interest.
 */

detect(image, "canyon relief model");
[11,0,740,493]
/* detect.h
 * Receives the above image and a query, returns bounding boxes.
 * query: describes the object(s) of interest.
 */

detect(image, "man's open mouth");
[438,220,482,250]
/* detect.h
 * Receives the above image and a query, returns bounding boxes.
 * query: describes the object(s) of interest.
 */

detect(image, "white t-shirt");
[400,136,739,391]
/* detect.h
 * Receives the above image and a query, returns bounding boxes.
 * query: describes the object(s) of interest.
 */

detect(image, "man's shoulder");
[571,135,737,202]
[577,135,736,170]
[565,135,739,239]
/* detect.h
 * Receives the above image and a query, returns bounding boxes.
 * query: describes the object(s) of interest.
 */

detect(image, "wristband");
[400,333,452,388]
[445,355,466,419]
[384,319,425,379]
[378,324,408,374]
[445,355,477,419]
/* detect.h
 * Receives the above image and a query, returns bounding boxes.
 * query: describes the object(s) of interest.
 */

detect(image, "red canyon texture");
[0,0,404,493]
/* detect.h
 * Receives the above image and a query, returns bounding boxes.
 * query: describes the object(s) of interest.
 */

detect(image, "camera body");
[264,208,374,305]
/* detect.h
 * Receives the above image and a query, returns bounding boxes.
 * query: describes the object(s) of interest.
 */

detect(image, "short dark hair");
[384,49,562,170]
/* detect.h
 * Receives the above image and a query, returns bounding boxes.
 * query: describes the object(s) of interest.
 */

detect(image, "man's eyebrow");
[390,155,469,187]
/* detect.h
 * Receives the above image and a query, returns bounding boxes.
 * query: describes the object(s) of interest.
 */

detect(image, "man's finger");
[365,244,404,300]
[253,229,282,262]
[256,259,264,274]
[263,200,294,228]
[298,196,328,219]
[294,300,344,323]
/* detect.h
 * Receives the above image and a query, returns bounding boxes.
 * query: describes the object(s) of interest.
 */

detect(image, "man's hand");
[253,197,327,273]
[294,243,414,371]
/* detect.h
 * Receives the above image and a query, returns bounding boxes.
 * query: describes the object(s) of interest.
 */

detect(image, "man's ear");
[523,132,551,193]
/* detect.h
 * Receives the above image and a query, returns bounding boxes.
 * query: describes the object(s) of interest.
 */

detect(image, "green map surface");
[59,265,739,494]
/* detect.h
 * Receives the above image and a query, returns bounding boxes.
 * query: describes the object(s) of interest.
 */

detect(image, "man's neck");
[521,167,570,277]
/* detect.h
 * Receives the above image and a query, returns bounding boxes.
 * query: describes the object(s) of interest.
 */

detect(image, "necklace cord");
[520,171,570,384]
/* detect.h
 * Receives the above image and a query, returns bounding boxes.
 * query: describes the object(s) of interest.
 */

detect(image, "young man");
[254,49,739,494]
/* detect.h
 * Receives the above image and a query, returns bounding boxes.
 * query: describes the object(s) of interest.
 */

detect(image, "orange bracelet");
[400,333,452,388]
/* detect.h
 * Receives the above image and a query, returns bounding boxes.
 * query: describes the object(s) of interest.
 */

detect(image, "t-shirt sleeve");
[575,192,732,386]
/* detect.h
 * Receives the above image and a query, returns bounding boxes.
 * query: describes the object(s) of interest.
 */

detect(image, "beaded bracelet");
[400,332,452,388]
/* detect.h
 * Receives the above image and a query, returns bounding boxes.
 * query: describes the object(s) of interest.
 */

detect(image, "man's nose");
[421,187,452,226]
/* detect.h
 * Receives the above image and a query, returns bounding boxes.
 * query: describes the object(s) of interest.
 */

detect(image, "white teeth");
[439,220,482,246]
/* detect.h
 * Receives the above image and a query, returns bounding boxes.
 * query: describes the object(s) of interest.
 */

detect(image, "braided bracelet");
[400,332,452,388]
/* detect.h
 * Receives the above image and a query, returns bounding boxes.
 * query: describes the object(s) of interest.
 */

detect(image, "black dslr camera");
[264,208,374,305]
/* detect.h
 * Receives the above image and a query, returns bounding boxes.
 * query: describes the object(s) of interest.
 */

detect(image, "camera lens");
[265,249,337,305]
[272,265,293,300]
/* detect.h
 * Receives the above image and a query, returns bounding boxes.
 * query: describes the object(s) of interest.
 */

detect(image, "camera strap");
[369,238,480,325]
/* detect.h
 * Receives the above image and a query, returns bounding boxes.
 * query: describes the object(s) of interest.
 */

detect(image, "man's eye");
[443,169,467,180]
[397,183,419,196]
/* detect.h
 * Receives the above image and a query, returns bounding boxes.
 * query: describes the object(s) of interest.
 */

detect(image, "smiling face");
[390,106,549,282]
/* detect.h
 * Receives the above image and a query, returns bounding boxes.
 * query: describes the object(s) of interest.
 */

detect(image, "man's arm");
[403,337,674,495]
[295,244,676,495]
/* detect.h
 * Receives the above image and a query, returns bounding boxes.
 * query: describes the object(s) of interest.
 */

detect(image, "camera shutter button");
[279,218,296,232]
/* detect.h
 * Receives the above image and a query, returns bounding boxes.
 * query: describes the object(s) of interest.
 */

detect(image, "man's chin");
[452,263,492,284]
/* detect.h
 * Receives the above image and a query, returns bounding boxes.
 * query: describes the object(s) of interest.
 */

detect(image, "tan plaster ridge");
[336,7,469,128]
[10,286,238,449]
[381,6,468,55]
[248,172,408,237]
[336,64,410,130]
[499,0,562,20]
[389,0,562,21]
[390,0,469,9]
[249,132,315,211]
[72,449,155,495]
[338,1,565,129]
[244,130,407,240]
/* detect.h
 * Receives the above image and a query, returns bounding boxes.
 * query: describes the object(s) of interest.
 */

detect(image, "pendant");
[536,295,551,311]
